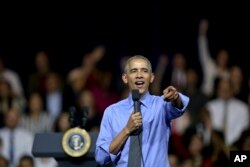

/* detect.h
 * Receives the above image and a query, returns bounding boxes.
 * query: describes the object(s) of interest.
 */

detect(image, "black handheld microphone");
[132,89,140,113]
[69,106,78,128]
[80,106,88,129]
[132,89,142,135]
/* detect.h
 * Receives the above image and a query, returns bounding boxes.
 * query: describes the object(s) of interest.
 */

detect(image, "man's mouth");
[135,81,145,88]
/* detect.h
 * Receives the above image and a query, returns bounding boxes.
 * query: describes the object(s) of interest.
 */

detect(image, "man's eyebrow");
[130,67,138,71]
[129,67,149,71]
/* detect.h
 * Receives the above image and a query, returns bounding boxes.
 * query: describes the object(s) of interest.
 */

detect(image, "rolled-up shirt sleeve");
[164,93,190,120]
[95,107,121,166]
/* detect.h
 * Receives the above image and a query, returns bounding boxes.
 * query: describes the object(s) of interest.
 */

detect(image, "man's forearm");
[109,127,130,155]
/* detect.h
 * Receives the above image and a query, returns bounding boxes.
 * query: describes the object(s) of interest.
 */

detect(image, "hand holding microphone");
[125,89,142,135]
[126,112,142,134]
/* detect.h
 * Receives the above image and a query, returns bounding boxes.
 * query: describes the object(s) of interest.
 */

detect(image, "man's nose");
[136,71,143,77]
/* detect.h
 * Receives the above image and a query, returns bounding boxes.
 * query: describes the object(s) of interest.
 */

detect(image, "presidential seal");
[62,127,91,157]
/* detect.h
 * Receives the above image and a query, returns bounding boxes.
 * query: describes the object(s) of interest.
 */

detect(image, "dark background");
[1,2,249,92]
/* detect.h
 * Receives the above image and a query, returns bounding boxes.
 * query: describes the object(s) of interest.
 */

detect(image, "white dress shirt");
[206,98,249,145]
[0,127,34,167]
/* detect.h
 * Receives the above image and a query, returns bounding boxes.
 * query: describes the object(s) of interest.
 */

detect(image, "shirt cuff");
[110,151,121,162]
[101,143,121,163]
[175,93,189,112]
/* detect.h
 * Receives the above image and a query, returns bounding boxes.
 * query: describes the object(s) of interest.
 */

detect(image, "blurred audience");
[0,154,8,167]
[53,111,71,133]
[162,53,187,92]
[198,18,230,98]
[27,50,52,96]
[20,92,54,134]
[44,72,64,121]
[18,155,34,167]
[206,78,249,146]
[0,108,34,167]
[0,57,24,97]
[229,65,248,103]
[183,68,209,126]
[0,78,26,128]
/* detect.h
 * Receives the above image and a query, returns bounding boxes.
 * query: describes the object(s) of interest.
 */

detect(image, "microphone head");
[132,89,140,101]
[81,106,88,118]
[68,106,78,128]
[80,106,88,128]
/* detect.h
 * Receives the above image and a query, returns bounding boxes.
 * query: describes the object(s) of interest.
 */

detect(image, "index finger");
[163,86,176,94]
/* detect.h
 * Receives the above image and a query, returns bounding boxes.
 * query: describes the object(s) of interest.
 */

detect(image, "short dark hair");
[19,155,34,167]
[124,55,152,73]
[0,155,8,166]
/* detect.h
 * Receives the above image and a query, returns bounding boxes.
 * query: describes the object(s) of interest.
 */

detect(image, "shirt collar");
[127,91,152,109]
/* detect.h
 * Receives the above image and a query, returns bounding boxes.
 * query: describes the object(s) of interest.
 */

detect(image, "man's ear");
[150,73,155,83]
[122,73,128,84]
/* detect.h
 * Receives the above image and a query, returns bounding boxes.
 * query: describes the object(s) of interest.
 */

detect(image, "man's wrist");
[171,94,183,109]
[123,127,130,136]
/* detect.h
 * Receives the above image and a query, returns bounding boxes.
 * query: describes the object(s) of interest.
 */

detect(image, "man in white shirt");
[0,108,34,167]
[206,78,249,146]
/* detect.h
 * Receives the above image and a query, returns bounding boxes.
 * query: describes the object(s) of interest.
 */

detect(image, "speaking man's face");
[122,58,154,95]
